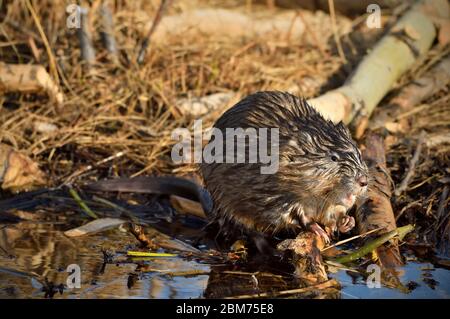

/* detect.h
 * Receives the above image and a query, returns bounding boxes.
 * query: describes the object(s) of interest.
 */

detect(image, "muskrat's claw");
[338,216,355,233]
[308,222,330,244]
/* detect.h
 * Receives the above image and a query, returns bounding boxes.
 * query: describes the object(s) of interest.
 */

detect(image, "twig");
[395,200,422,221]
[1,15,42,44]
[435,186,450,230]
[436,186,449,222]
[99,4,119,63]
[68,187,99,219]
[163,270,210,277]
[321,227,384,251]
[77,7,96,66]
[224,279,338,299]
[329,224,414,264]
[134,267,209,277]
[394,131,426,196]
[327,0,346,64]
[137,0,173,64]
[63,151,126,185]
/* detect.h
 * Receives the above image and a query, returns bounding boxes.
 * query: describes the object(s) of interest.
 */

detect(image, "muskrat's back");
[201,91,369,242]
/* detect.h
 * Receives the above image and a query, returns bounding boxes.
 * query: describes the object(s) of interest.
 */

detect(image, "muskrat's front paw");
[338,216,355,233]
[308,222,330,244]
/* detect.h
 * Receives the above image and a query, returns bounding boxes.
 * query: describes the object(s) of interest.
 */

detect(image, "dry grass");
[0,0,346,181]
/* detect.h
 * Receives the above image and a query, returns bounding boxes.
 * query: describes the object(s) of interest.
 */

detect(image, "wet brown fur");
[200,91,369,238]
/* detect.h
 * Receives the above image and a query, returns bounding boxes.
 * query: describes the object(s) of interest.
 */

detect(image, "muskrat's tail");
[86,176,213,216]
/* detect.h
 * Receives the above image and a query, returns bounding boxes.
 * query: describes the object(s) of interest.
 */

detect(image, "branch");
[137,0,173,64]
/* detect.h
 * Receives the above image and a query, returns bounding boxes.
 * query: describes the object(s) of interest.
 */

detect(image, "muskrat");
[200,91,369,243]
[88,91,369,244]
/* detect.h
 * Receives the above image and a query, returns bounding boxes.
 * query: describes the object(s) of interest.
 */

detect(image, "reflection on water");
[332,262,450,299]
[0,220,449,298]
[0,222,209,299]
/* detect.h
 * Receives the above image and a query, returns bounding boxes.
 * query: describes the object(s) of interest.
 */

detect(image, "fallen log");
[368,56,450,135]
[0,62,64,105]
[143,8,307,43]
[355,132,402,267]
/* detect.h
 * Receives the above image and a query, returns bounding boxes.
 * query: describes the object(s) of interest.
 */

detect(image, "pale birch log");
[308,0,439,124]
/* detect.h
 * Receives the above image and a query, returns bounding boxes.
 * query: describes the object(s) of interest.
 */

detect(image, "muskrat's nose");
[357,175,368,187]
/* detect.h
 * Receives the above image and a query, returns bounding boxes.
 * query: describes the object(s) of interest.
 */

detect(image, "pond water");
[331,262,450,299]
[0,221,449,299]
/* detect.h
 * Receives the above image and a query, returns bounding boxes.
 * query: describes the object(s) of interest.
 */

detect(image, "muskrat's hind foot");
[338,215,355,233]
[308,222,330,244]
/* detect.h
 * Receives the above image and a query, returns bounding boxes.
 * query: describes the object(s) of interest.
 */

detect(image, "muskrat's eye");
[330,153,339,162]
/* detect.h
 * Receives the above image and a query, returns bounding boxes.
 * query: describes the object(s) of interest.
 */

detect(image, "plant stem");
[69,187,98,219]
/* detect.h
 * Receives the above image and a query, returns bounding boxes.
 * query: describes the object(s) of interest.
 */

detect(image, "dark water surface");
[0,221,449,299]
